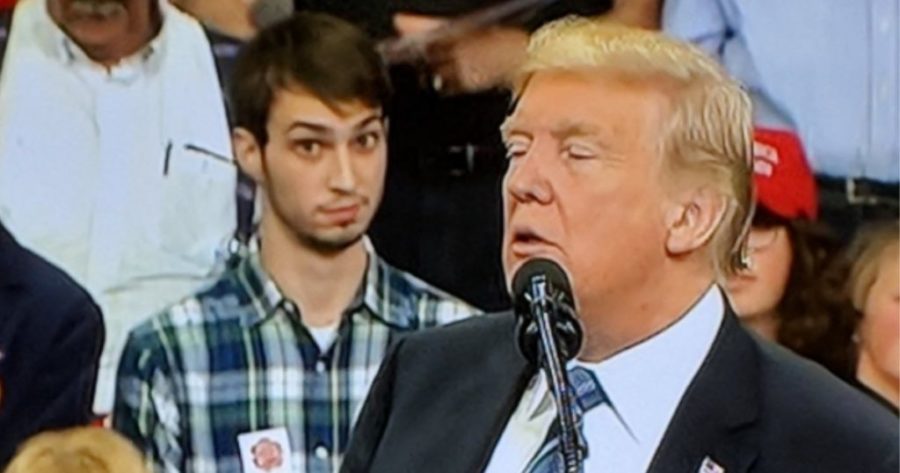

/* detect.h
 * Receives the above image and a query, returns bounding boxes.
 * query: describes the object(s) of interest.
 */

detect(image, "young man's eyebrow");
[354,114,383,129]
[285,114,384,135]
[286,121,331,134]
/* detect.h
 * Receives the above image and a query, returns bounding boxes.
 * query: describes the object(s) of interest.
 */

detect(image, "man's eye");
[355,132,381,150]
[565,144,596,160]
[292,139,321,156]
[505,142,529,160]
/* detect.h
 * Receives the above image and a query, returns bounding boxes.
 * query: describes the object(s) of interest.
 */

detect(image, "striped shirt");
[112,244,476,473]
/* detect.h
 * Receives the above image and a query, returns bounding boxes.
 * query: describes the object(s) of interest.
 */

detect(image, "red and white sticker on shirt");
[237,427,293,473]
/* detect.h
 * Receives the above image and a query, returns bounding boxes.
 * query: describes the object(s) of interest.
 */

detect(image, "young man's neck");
[258,213,368,328]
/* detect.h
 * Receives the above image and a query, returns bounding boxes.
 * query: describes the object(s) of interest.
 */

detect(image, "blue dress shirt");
[664,0,899,182]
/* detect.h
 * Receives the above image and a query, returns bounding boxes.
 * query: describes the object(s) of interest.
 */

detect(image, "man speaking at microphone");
[341,17,899,473]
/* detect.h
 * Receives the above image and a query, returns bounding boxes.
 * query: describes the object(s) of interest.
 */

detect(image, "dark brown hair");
[753,206,856,380]
[228,12,392,146]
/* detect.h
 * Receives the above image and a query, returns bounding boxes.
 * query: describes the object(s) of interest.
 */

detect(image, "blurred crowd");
[0,0,896,471]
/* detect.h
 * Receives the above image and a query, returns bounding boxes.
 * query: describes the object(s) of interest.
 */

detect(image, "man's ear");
[663,187,728,256]
[233,127,264,184]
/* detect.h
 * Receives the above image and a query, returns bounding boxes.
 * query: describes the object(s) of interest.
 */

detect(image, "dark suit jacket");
[0,224,104,467]
[342,310,899,472]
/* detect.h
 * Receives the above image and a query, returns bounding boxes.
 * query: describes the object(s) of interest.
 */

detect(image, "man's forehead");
[502,70,668,139]
[271,88,383,129]
[501,114,606,139]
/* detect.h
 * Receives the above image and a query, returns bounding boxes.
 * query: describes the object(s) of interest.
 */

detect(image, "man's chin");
[303,230,365,254]
[65,20,128,48]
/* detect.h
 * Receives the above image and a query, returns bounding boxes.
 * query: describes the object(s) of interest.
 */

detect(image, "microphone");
[511,258,585,472]
[512,258,582,366]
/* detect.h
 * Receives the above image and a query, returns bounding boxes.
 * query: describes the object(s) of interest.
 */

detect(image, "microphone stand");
[528,276,584,473]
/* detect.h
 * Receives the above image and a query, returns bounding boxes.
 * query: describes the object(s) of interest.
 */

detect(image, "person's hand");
[393,12,529,95]
[169,0,258,40]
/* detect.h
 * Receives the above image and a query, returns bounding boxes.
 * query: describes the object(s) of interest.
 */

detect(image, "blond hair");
[847,221,900,312]
[4,428,148,473]
[512,17,754,278]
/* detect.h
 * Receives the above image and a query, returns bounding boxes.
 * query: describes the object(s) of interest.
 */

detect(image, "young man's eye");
[292,139,321,156]
[355,131,381,150]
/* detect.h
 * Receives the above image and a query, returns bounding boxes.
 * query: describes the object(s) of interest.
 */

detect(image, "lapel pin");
[699,456,725,473]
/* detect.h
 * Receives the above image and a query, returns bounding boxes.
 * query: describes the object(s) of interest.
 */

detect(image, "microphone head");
[511,258,572,306]
[511,258,582,366]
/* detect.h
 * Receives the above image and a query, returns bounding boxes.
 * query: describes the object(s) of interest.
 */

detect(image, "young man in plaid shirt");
[112,13,476,473]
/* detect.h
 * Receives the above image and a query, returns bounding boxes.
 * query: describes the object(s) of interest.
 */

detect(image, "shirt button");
[315,360,327,373]
[314,444,329,459]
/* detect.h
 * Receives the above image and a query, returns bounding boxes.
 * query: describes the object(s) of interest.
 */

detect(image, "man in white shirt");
[341,18,899,473]
[0,0,234,412]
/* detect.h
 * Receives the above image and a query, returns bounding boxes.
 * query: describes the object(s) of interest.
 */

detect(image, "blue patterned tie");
[522,366,609,473]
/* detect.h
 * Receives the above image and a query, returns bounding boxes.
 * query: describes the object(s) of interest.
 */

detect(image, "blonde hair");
[513,18,754,278]
[847,221,900,313]
[3,428,148,473]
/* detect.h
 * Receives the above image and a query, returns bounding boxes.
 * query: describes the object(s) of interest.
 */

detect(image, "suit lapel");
[647,312,761,473]
[462,313,536,472]
[0,223,22,287]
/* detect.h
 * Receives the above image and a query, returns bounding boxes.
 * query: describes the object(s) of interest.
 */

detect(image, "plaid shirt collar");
[234,237,418,330]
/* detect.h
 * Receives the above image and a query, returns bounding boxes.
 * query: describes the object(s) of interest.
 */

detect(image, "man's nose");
[504,145,554,205]
[329,145,357,193]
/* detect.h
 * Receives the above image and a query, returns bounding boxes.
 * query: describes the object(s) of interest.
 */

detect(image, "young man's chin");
[304,229,366,253]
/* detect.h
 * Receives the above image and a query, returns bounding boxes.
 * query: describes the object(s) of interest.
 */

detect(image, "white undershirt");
[485,287,725,473]
[308,322,341,353]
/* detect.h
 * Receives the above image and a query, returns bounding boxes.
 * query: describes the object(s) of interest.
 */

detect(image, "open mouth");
[514,230,545,245]
[509,226,556,256]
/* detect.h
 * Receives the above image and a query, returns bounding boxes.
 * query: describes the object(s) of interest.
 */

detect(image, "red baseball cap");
[752,127,819,221]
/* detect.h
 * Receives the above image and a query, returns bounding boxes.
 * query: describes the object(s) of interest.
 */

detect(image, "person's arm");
[603,0,663,29]
[9,294,103,436]
[661,0,729,57]
[112,332,183,473]
[392,0,613,95]
[169,0,258,40]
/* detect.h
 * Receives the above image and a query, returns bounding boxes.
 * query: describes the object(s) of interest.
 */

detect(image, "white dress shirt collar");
[526,285,725,442]
[485,286,726,473]
[582,286,724,444]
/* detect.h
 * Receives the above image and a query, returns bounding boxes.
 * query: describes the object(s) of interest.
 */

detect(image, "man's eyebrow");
[500,118,528,140]
[287,121,330,134]
[354,114,383,129]
[500,120,604,140]
[499,120,514,139]
[550,121,603,140]
[285,113,384,135]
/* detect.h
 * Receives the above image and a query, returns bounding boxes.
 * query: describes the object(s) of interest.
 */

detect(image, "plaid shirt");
[112,243,476,473]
